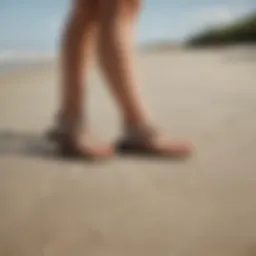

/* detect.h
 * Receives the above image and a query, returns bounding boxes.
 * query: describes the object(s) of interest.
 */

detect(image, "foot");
[116,126,193,158]
[46,122,114,161]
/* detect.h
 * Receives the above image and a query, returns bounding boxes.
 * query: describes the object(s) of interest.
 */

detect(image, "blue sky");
[0,0,255,53]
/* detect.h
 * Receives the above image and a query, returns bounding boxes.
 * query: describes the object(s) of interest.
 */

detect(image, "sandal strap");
[124,124,159,142]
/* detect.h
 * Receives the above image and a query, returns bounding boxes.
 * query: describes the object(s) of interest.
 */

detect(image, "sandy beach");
[0,47,256,256]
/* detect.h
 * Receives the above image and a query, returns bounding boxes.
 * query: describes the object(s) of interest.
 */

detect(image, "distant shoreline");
[0,57,55,75]
[0,43,255,75]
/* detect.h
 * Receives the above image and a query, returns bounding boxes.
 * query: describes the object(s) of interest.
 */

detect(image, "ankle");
[55,111,84,134]
[123,120,156,137]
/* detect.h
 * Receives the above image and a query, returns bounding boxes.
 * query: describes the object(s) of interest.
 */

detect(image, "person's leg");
[98,0,192,157]
[60,0,96,125]
[49,0,113,159]
[98,0,150,128]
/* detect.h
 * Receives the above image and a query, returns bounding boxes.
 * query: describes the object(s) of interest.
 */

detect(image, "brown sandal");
[46,121,114,161]
[116,126,193,158]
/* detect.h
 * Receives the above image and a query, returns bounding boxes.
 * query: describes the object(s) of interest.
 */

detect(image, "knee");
[103,0,141,19]
[121,0,142,17]
[125,0,141,12]
[72,0,99,21]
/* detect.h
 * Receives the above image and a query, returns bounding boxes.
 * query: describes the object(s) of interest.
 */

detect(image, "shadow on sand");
[0,130,113,164]
[0,130,59,160]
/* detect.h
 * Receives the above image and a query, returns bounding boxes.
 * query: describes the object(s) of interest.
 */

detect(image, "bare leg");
[60,0,97,125]
[49,0,113,159]
[98,0,193,157]
[98,0,150,128]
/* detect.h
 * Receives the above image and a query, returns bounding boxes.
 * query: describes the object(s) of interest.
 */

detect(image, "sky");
[0,0,255,54]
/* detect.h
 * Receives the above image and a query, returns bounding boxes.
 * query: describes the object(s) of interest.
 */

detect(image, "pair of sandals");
[46,120,192,161]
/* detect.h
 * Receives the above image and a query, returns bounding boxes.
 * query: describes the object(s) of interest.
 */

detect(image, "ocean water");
[0,0,66,73]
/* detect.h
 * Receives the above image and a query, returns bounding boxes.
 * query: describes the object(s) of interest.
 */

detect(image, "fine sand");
[0,47,256,256]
